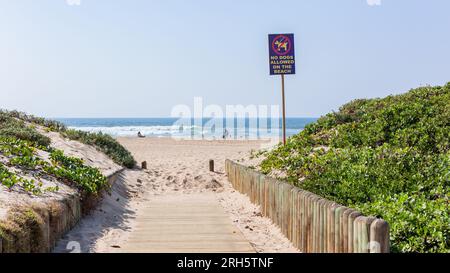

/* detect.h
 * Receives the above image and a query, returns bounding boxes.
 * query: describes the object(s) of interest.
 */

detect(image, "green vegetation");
[0,112,51,147]
[1,110,66,132]
[64,129,135,168]
[0,138,45,195]
[45,149,107,194]
[0,110,135,168]
[260,83,450,253]
[0,137,106,195]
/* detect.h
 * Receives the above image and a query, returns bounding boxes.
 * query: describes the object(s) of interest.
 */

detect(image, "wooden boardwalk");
[120,193,255,253]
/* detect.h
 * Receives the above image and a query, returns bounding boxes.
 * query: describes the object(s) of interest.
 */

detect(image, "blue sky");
[1,0,449,118]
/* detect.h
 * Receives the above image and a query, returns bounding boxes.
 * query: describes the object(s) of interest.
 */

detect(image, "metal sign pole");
[281,74,286,145]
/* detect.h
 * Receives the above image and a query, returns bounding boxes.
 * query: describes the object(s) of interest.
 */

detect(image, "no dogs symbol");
[271,34,292,56]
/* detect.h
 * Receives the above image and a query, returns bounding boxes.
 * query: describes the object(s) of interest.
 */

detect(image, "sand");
[53,138,299,253]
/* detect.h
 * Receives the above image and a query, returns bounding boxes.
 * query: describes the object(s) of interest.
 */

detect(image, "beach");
[54,137,298,253]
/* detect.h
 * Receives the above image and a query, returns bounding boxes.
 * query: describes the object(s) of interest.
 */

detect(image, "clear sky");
[1,0,449,118]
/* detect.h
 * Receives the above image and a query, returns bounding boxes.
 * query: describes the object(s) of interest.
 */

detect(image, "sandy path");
[54,138,298,253]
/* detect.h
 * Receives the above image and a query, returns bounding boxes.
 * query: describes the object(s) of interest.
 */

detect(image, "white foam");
[69,125,299,139]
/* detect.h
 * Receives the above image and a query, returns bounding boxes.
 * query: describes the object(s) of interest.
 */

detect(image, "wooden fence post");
[346,211,362,253]
[321,200,333,253]
[334,206,347,253]
[275,181,282,228]
[300,189,308,251]
[209,160,214,172]
[311,195,320,252]
[318,199,326,253]
[327,203,338,253]
[370,219,390,253]
[258,174,264,207]
[353,216,376,253]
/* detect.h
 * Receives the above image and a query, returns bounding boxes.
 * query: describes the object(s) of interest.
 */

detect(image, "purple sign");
[268,33,296,75]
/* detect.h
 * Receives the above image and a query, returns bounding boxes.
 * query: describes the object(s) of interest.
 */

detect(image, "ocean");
[55,118,318,139]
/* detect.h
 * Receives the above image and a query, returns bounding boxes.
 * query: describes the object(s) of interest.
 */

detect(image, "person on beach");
[137,131,145,138]
[223,128,229,140]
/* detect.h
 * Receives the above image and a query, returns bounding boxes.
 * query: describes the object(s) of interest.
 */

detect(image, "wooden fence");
[225,160,390,253]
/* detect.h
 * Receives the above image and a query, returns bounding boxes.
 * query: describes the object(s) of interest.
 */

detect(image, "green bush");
[0,163,20,189]
[0,110,66,132]
[260,83,450,253]
[45,149,108,194]
[64,129,135,168]
[0,137,106,195]
[358,192,449,253]
[0,110,136,168]
[0,112,51,147]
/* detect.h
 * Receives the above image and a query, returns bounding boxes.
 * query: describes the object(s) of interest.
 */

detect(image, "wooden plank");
[121,193,254,253]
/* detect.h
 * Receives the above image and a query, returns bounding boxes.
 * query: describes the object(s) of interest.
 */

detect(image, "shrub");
[45,149,108,194]
[358,192,449,253]
[0,137,107,195]
[260,83,450,253]
[0,112,51,147]
[64,129,135,168]
[0,110,66,132]
[0,110,136,168]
